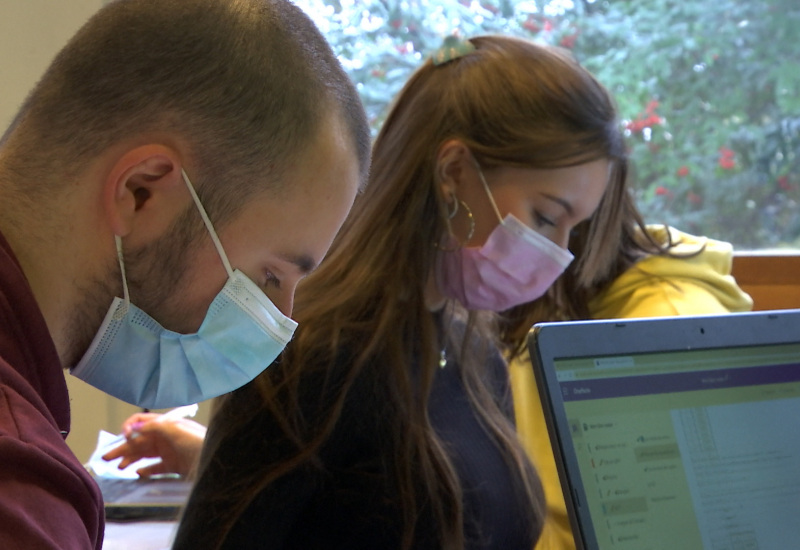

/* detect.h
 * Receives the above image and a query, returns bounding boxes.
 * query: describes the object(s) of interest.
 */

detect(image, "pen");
[128,403,199,438]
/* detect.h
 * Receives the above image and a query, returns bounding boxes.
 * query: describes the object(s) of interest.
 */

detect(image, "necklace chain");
[438,301,455,369]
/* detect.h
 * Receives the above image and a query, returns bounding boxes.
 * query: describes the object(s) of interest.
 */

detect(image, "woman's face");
[452,159,611,250]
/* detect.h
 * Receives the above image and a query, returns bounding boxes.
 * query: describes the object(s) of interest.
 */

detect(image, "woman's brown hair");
[193,35,628,549]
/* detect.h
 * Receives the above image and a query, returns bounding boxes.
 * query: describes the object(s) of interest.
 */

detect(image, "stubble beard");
[64,206,205,368]
[124,206,203,332]
[64,263,119,369]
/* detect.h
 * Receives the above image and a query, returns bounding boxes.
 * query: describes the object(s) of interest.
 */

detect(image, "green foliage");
[297,0,800,249]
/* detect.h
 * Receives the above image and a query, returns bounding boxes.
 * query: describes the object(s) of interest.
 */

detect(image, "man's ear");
[102,145,186,239]
[435,139,472,202]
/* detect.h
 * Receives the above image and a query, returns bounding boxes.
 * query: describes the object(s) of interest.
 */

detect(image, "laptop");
[527,309,800,550]
[96,474,193,521]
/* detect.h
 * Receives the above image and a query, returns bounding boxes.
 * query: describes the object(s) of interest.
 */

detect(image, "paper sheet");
[85,430,161,479]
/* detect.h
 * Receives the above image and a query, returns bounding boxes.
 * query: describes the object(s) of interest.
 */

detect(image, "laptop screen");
[529,310,800,550]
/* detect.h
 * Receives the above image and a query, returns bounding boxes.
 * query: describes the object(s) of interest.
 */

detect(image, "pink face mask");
[435,168,574,312]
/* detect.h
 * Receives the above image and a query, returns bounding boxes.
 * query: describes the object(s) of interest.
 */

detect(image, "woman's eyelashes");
[533,210,556,228]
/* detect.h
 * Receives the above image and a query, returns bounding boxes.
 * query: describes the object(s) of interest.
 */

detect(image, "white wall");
[0,1,104,132]
[0,1,212,463]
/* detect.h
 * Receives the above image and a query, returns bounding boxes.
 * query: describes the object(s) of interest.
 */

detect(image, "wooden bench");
[732,252,800,311]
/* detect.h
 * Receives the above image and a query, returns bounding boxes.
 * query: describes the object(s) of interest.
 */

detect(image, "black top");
[174,327,542,549]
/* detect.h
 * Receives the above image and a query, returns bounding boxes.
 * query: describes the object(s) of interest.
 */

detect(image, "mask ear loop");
[114,235,130,308]
[474,161,504,224]
[181,169,234,279]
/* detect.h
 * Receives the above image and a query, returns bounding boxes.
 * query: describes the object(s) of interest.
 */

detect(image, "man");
[0,0,370,547]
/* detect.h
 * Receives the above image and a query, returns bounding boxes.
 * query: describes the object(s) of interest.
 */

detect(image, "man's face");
[125,112,360,334]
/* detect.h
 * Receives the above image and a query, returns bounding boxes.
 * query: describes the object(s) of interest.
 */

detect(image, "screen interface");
[554,343,800,550]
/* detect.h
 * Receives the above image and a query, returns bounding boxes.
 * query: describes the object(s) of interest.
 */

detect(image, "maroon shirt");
[0,230,103,549]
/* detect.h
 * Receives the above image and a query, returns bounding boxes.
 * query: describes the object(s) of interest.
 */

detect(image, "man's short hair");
[2,0,370,223]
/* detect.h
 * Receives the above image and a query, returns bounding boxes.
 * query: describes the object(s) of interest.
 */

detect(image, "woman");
[117,35,627,549]
[169,35,626,550]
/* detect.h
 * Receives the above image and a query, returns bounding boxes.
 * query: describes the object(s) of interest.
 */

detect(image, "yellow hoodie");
[511,226,753,549]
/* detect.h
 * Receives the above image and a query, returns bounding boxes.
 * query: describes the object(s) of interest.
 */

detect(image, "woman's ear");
[435,139,472,201]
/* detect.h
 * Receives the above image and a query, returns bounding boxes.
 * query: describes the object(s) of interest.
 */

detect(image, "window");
[297,0,800,250]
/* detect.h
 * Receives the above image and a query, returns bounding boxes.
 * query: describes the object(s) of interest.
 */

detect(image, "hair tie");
[431,35,476,66]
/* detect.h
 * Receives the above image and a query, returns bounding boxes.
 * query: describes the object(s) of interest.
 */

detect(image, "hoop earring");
[435,199,475,251]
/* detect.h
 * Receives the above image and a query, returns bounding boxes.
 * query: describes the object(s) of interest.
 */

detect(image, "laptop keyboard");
[95,476,136,502]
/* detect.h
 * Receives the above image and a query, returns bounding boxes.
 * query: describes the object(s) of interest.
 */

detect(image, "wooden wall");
[732,253,800,311]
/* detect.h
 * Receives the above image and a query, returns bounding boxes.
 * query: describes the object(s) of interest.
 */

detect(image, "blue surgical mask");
[70,170,297,409]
